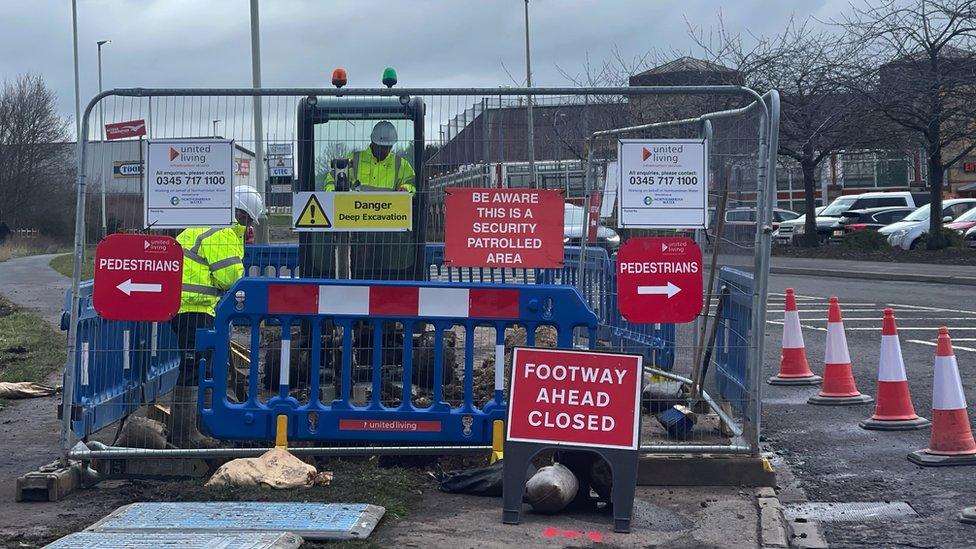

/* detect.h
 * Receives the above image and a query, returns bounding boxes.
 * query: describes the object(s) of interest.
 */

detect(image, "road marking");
[907,339,976,353]
[889,303,976,316]
[767,321,976,332]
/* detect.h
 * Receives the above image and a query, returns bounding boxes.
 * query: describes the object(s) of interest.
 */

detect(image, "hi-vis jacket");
[323,148,416,193]
[176,225,245,316]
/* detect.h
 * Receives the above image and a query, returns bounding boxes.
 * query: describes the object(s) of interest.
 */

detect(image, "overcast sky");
[0,0,851,127]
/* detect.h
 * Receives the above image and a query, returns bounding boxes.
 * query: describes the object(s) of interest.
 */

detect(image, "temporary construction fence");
[61,86,778,461]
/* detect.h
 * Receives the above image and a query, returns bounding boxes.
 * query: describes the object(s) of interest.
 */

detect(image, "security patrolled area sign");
[144,139,235,229]
[292,191,412,232]
[618,138,708,229]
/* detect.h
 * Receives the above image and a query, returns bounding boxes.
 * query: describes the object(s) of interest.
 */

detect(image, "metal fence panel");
[62,86,776,459]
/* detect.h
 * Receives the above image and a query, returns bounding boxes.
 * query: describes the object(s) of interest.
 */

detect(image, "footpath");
[0,253,792,548]
[769,256,976,285]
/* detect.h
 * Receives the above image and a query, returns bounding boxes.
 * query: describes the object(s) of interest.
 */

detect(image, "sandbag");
[114,416,169,449]
[0,381,58,399]
[525,463,578,514]
[439,460,537,497]
[206,448,332,489]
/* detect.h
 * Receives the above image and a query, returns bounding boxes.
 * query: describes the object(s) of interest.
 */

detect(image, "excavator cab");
[295,95,427,281]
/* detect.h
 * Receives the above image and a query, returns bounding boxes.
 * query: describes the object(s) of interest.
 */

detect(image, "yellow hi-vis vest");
[176,225,245,316]
[324,148,416,193]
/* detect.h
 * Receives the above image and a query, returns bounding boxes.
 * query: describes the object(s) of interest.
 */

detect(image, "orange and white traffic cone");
[769,288,821,386]
[908,327,976,466]
[808,296,873,406]
[859,309,930,430]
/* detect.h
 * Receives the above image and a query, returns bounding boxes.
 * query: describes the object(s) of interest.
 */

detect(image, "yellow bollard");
[275,415,288,449]
[490,419,505,464]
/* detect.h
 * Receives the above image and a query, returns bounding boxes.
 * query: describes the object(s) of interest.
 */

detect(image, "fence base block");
[94,457,211,479]
[15,460,99,502]
[637,454,775,487]
[502,441,638,533]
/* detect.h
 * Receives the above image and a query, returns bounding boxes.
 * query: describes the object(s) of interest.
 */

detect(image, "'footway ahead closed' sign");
[618,138,708,229]
[444,188,564,268]
[507,348,642,450]
[93,234,183,322]
[616,237,703,324]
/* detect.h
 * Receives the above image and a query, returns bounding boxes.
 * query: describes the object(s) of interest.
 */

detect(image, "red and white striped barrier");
[860,309,930,430]
[909,327,976,466]
[266,283,521,319]
[769,288,821,386]
[808,296,873,406]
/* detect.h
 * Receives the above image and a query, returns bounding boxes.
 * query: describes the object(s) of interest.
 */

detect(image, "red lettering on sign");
[444,188,565,268]
[507,348,642,450]
[616,237,703,324]
[93,234,183,321]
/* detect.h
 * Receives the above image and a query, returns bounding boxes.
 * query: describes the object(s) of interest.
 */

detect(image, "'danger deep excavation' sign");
[444,188,564,268]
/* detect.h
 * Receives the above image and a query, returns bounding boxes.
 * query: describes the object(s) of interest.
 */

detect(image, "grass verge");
[50,253,94,280]
[0,295,65,387]
[0,237,69,263]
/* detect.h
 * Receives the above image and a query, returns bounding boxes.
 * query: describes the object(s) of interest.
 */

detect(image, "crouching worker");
[168,185,265,448]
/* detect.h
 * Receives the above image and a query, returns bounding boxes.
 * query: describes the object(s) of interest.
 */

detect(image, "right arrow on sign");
[637,282,681,298]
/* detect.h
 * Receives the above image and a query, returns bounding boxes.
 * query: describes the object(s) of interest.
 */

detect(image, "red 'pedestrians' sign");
[507,347,642,450]
[93,234,183,322]
[616,237,703,324]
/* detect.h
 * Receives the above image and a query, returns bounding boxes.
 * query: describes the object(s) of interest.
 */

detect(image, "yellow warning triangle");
[295,194,331,228]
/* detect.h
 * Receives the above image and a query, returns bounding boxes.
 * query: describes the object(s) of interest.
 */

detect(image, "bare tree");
[693,18,875,246]
[0,74,72,236]
[840,0,976,249]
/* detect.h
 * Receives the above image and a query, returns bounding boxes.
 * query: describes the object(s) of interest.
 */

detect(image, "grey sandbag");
[440,460,536,497]
[525,463,579,513]
[643,380,688,413]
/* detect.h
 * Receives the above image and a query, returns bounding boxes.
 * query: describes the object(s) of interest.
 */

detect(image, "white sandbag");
[206,448,331,489]
[0,381,58,399]
[525,462,578,513]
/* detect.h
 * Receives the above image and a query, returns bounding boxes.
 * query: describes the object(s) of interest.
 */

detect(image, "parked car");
[717,207,799,241]
[879,199,976,250]
[965,225,976,248]
[945,207,976,235]
[777,191,931,245]
[829,207,915,243]
[563,203,621,251]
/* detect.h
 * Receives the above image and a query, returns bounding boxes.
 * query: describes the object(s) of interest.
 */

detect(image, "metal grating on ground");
[87,502,385,541]
[783,501,917,522]
[44,531,303,549]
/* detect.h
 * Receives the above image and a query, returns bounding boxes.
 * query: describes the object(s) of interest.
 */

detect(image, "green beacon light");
[382,67,398,88]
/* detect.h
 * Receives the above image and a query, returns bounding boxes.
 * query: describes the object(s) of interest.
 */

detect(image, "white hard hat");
[370,121,398,146]
[234,185,265,224]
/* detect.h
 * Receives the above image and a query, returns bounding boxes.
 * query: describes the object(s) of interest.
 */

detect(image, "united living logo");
[168,144,212,165]
[660,240,691,256]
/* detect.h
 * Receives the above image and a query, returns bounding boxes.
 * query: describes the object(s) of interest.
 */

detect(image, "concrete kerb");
[756,487,789,549]
[770,266,976,286]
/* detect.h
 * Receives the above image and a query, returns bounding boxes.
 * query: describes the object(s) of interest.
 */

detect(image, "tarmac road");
[763,273,976,548]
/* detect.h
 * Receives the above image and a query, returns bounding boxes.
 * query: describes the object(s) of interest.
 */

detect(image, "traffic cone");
[808,296,873,406]
[769,288,821,386]
[908,327,976,466]
[859,309,930,430]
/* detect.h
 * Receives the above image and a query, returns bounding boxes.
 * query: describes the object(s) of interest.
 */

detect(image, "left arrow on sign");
[637,282,681,298]
[117,279,163,296]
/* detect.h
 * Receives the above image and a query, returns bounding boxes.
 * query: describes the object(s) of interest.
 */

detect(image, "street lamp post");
[250,0,268,243]
[97,39,111,238]
[523,0,538,189]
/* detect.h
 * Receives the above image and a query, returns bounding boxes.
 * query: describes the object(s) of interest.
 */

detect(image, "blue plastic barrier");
[197,278,599,444]
[245,244,677,370]
[61,281,181,437]
[712,267,754,415]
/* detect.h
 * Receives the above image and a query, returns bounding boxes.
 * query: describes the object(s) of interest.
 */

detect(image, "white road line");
[766,320,976,332]
[890,303,976,316]
[907,339,976,353]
